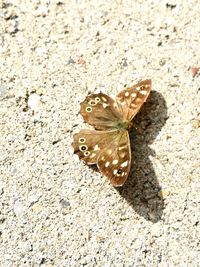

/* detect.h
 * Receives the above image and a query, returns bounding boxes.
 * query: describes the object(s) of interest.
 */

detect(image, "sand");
[0,1,200,266]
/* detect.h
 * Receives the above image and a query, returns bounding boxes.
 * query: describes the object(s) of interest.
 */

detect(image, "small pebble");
[13,201,25,217]
[192,119,200,129]
[27,93,41,111]
[0,85,8,97]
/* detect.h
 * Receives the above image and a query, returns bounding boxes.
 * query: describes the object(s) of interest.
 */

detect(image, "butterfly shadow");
[116,91,168,223]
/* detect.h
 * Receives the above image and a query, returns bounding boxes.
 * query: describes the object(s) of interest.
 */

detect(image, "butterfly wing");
[97,130,131,187]
[80,93,122,130]
[72,129,131,186]
[72,129,119,165]
[116,79,151,121]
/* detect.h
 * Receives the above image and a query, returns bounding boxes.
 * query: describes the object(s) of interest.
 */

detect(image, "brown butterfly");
[72,80,151,186]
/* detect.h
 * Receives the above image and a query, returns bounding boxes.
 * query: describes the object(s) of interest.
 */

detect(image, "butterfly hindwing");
[97,130,131,186]
[72,129,131,186]
[72,129,121,165]
[80,93,122,130]
[116,79,151,121]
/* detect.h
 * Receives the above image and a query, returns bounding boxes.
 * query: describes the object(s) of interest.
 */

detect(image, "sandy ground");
[0,0,200,266]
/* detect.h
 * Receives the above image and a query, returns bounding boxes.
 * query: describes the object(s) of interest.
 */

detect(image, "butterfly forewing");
[80,93,122,130]
[97,130,131,186]
[116,79,151,121]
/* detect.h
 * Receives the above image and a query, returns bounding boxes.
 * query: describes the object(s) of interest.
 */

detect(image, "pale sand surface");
[0,1,200,266]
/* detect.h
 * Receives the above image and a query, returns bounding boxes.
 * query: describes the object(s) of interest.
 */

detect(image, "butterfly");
[72,80,151,187]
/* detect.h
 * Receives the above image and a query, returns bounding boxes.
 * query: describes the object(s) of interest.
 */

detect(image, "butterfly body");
[114,121,130,130]
[72,80,151,186]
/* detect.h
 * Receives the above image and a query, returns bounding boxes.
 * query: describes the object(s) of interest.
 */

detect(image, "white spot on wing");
[119,145,127,151]
[102,103,109,108]
[135,98,141,104]
[125,92,129,97]
[105,161,110,167]
[121,161,128,167]
[131,103,137,108]
[131,93,137,98]
[120,153,126,158]
[140,90,147,95]
[90,153,96,158]
[113,169,118,175]
[107,149,112,155]
[94,144,100,151]
[101,97,107,102]
[112,159,118,165]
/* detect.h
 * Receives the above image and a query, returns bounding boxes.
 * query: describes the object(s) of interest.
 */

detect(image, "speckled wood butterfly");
[72,80,151,186]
